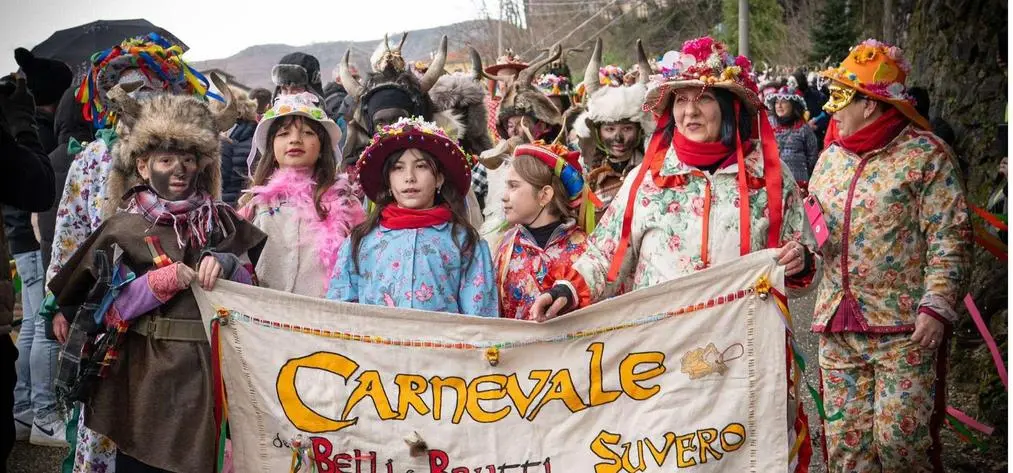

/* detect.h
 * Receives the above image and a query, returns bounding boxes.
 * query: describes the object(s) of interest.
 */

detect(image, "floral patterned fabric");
[326,223,499,317]
[494,221,587,320]
[46,140,113,288]
[568,142,816,305]
[819,331,941,473]
[808,126,971,332]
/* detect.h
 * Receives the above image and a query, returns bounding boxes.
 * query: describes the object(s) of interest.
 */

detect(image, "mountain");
[190,20,500,90]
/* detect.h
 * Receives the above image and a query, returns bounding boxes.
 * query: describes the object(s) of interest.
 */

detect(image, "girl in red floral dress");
[495,142,596,319]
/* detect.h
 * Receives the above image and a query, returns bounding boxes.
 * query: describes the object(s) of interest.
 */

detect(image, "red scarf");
[380,204,453,230]
[828,107,910,155]
[672,129,753,169]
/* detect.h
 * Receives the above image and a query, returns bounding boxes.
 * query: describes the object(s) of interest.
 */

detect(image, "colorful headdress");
[75,32,217,130]
[535,73,572,97]
[513,142,601,232]
[599,65,626,87]
[819,39,929,129]
[356,117,473,202]
[247,92,343,173]
[643,36,759,115]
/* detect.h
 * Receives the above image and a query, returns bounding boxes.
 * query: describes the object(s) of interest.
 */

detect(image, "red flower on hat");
[682,37,718,62]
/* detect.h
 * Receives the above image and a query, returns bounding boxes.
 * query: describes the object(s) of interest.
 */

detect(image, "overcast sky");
[0,0,496,73]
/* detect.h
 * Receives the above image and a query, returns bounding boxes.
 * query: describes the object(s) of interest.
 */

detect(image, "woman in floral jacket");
[530,37,819,471]
[810,40,970,473]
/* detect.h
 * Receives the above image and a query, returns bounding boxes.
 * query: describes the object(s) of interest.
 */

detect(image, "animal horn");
[469,47,484,82]
[106,80,144,127]
[420,35,448,93]
[340,49,364,99]
[517,42,561,86]
[398,32,408,51]
[208,72,239,133]
[583,37,603,95]
[636,39,651,85]
[384,33,391,52]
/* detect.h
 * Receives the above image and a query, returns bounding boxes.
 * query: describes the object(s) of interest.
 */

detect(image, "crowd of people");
[0,28,984,473]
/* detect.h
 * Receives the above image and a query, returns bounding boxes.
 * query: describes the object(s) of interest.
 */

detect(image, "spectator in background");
[0,72,57,470]
[796,69,829,144]
[248,87,272,117]
[217,88,260,207]
[271,52,324,101]
[909,86,957,149]
[3,48,72,448]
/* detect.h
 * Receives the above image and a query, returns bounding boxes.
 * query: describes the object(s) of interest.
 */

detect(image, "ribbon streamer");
[964,294,1007,389]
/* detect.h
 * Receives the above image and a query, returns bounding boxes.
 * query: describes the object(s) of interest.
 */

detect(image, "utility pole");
[498,0,504,57]
[882,0,895,44]
[738,0,749,57]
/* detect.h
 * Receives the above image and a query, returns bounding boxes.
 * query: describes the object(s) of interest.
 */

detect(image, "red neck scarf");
[829,107,910,155]
[380,204,453,230]
[672,129,753,169]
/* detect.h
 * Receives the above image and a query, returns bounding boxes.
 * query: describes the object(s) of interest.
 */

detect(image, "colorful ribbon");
[964,294,1007,390]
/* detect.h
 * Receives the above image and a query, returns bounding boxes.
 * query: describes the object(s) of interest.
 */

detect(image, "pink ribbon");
[964,294,1008,389]
[946,406,995,435]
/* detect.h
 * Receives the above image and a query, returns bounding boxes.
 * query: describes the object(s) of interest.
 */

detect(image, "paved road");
[8,441,66,472]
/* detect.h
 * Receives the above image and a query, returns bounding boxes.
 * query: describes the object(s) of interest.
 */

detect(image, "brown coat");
[49,210,265,472]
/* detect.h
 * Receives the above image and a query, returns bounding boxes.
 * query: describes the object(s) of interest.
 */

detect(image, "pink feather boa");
[241,167,365,283]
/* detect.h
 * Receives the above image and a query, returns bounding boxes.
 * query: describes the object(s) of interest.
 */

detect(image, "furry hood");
[573,83,654,139]
[496,89,561,139]
[104,93,227,216]
[429,73,493,155]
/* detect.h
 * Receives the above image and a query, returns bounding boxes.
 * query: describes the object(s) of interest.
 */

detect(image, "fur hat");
[273,52,324,97]
[14,48,72,106]
[482,45,564,138]
[338,34,448,163]
[428,60,493,156]
[103,77,239,215]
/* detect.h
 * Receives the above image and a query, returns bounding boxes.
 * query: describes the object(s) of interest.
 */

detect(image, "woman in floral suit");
[810,40,971,473]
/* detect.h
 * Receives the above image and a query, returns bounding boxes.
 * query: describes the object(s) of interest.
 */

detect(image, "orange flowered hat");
[820,39,929,129]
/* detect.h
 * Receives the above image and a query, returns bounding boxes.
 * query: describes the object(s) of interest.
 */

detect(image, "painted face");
[280,84,307,96]
[774,99,794,119]
[137,152,199,201]
[672,88,722,143]
[388,148,444,210]
[824,83,858,113]
[272,117,322,169]
[372,108,410,133]
[598,122,640,158]
[502,164,549,225]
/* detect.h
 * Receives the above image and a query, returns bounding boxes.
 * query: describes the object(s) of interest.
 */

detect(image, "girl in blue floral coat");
[326,117,498,316]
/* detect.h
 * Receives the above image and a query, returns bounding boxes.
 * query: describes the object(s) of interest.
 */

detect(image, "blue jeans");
[12,250,59,420]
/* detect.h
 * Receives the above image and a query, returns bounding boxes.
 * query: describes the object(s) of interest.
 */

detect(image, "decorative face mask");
[824,83,858,113]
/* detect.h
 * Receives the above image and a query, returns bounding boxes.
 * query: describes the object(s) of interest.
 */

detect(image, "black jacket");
[38,88,95,270]
[2,108,56,255]
[220,120,256,207]
[323,83,348,122]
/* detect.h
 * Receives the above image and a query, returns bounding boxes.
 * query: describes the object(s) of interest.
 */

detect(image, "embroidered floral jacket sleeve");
[326,240,359,302]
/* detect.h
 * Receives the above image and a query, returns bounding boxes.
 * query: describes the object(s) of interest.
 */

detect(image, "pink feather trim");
[243,167,365,289]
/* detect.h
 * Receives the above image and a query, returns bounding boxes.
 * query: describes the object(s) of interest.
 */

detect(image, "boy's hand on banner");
[176,262,196,289]
[196,255,223,290]
[531,293,568,322]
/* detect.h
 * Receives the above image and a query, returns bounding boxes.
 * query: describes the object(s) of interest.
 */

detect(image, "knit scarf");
[827,107,910,155]
[672,129,754,170]
[381,204,453,230]
[126,186,222,249]
[243,167,365,275]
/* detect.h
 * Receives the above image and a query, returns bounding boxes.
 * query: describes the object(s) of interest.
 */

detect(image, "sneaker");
[13,409,32,441]
[29,416,68,447]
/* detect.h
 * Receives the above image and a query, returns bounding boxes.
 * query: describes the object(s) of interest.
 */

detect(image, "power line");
[519,0,623,57]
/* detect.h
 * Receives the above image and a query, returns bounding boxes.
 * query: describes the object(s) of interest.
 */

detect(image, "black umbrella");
[30,19,188,73]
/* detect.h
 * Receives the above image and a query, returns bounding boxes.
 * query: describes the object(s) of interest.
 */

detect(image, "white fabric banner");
[194,249,789,473]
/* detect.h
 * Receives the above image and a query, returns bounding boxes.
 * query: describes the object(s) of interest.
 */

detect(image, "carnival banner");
[193,249,791,473]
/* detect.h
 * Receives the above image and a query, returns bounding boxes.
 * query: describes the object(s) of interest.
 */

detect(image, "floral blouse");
[808,126,971,332]
[45,139,113,287]
[564,142,816,307]
[326,223,499,317]
[495,220,587,320]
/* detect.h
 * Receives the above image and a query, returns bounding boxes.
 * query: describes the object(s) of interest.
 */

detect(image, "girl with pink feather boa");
[238,93,365,297]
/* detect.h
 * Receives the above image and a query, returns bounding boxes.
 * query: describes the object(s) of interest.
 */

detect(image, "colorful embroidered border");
[213,286,758,352]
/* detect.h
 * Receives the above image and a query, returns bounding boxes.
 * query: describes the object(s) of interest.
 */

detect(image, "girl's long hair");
[238,115,337,219]
[348,148,479,271]
[510,154,573,220]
